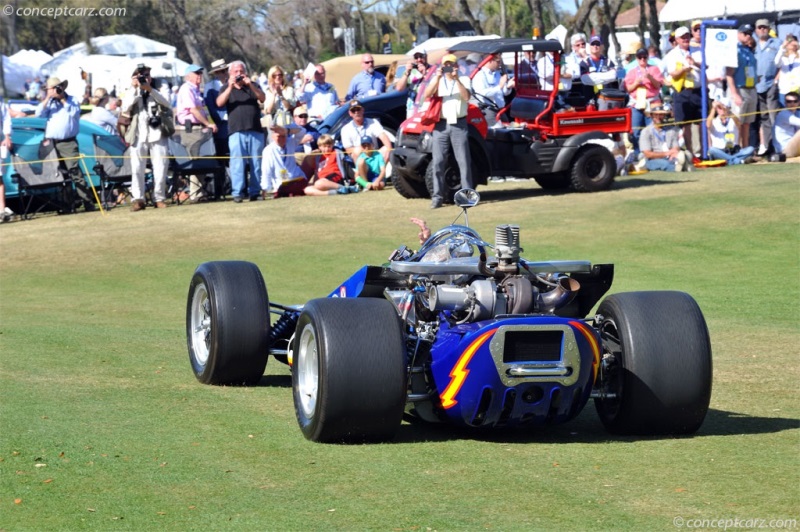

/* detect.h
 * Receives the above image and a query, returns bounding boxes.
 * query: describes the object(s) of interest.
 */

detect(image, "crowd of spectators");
[3,20,800,218]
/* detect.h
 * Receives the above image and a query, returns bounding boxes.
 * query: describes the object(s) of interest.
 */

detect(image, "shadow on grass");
[392,408,799,445]
[474,174,693,205]
[257,374,292,388]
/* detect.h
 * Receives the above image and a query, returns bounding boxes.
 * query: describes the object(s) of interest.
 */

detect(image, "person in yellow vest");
[665,26,703,155]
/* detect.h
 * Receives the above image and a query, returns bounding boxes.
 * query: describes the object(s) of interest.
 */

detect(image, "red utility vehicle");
[390,38,631,201]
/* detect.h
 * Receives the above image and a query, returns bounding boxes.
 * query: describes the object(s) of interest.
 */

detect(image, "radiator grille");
[502,330,563,363]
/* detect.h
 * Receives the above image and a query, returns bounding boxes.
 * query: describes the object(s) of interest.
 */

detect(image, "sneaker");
[430,197,443,209]
[489,176,505,183]
[232,196,243,203]
[155,201,167,209]
[130,199,146,212]
[336,185,360,194]
[347,185,361,193]
[249,195,261,201]
[4,207,14,216]
[743,156,756,164]
[757,144,768,156]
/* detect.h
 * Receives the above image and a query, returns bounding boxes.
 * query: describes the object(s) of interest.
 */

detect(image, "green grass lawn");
[1,164,798,530]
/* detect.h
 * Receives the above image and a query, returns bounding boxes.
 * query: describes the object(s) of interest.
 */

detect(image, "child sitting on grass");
[355,136,386,191]
[303,134,360,196]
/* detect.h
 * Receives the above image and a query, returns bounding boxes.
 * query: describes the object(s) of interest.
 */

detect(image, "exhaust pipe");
[537,277,580,313]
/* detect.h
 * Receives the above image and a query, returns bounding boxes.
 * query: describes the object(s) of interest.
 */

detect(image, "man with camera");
[395,51,431,118]
[215,60,266,202]
[119,65,173,211]
[422,54,472,209]
[35,77,92,209]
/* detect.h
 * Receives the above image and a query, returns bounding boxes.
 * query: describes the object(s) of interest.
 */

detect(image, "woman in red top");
[624,48,664,153]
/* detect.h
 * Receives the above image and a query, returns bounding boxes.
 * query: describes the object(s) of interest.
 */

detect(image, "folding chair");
[92,134,133,209]
[11,140,74,220]
[167,128,226,203]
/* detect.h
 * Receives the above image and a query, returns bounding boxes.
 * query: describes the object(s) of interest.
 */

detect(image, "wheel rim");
[598,317,623,418]
[190,283,212,367]
[297,325,319,419]
[584,154,607,182]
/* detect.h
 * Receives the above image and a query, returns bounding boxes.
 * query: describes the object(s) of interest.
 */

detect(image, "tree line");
[2,0,664,74]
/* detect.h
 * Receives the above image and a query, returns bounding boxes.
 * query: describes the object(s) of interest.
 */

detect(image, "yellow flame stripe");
[440,328,497,409]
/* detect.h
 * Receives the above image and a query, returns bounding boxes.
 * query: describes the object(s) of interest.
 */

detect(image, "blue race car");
[186,190,712,443]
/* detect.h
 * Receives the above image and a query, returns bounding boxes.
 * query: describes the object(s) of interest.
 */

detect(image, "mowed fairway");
[1,163,798,530]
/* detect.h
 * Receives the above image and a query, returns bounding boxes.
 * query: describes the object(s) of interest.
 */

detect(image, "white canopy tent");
[34,34,190,98]
[2,50,53,97]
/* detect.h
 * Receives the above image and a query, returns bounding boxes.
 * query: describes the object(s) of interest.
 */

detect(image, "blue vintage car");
[2,116,126,202]
[185,190,713,443]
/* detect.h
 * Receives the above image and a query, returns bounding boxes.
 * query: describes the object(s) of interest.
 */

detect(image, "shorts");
[672,88,702,125]
[728,87,757,124]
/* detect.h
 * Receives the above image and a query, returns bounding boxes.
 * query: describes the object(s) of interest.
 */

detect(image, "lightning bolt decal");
[440,328,497,409]
[569,320,601,383]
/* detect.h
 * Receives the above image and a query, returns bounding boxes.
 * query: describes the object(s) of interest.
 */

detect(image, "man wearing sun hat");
[35,76,91,208]
[204,59,230,162]
[639,101,691,172]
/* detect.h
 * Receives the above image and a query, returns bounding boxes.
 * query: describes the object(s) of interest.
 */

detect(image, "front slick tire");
[570,144,616,192]
[594,291,712,435]
[187,261,270,385]
[293,298,406,443]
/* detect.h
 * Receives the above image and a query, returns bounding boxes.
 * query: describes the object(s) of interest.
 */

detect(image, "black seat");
[168,128,226,203]
[92,134,133,208]
[508,97,550,122]
[10,140,74,219]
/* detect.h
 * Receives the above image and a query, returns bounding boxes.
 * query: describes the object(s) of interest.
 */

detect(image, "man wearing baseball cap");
[175,64,217,201]
[753,19,781,156]
[421,53,471,209]
[726,24,758,148]
[395,51,431,117]
[355,135,386,190]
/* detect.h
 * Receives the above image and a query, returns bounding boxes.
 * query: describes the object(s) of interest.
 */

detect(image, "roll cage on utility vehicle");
[390,38,632,201]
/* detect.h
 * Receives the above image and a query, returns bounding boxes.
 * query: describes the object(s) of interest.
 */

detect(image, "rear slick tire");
[594,291,712,435]
[292,298,406,443]
[187,261,270,385]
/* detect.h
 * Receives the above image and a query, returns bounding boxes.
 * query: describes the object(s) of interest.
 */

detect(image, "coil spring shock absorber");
[270,310,299,345]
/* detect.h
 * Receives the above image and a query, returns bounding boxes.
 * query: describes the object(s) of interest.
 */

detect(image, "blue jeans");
[708,146,755,165]
[229,131,265,198]
[645,158,676,172]
[630,107,651,153]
